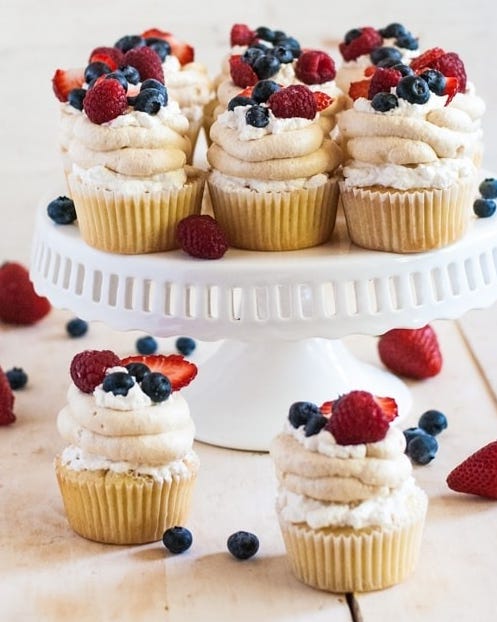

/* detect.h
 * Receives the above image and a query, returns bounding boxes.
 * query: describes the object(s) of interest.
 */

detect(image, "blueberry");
[379,23,408,39]
[68,88,86,110]
[389,63,414,77]
[127,96,137,106]
[370,46,403,66]
[251,79,281,103]
[124,362,151,382]
[253,54,281,80]
[6,367,28,390]
[406,434,438,465]
[228,95,255,111]
[246,104,270,128]
[420,69,446,96]
[162,526,192,554]
[141,79,167,99]
[255,26,276,43]
[418,410,448,436]
[273,30,288,42]
[140,372,172,403]
[136,335,158,354]
[478,177,497,199]
[66,317,89,338]
[344,28,362,44]
[473,198,497,218]
[175,336,196,356]
[371,92,399,112]
[119,65,141,85]
[403,426,430,446]
[134,88,165,114]
[102,371,135,396]
[242,47,265,65]
[114,34,145,53]
[395,34,419,50]
[105,71,128,91]
[288,401,319,428]
[227,531,259,560]
[47,196,77,225]
[304,413,327,437]
[272,45,294,64]
[84,61,111,84]
[145,37,171,62]
[396,75,430,104]
[275,36,301,59]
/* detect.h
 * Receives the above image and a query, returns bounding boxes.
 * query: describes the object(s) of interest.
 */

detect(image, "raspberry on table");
[176,215,229,260]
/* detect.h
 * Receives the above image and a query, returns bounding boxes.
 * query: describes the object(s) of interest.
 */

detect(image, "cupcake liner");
[68,169,205,254]
[207,177,339,251]
[339,177,475,253]
[55,457,198,545]
[277,489,427,593]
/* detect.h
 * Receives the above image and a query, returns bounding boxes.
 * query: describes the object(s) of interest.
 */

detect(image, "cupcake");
[207,82,342,251]
[337,62,479,253]
[270,391,428,593]
[55,350,199,545]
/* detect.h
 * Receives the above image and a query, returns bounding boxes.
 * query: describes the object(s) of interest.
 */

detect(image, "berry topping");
[396,75,430,104]
[246,104,269,127]
[125,362,151,382]
[229,55,258,88]
[251,79,281,103]
[409,47,446,73]
[479,177,497,199]
[447,441,497,499]
[102,371,135,396]
[227,531,259,560]
[0,261,51,325]
[473,198,496,218]
[374,396,398,422]
[378,325,443,379]
[313,91,333,111]
[145,37,171,62]
[272,45,294,64]
[325,390,394,445]
[418,409,448,436]
[104,71,128,91]
[252,53,281,80]
[141,28,194,65]
[295,50,336,85]
[5,367,28,391]
[120,354,197,391]
[430,52,466,93]
[114,35,145,53]
[84,61,111,85]
[83,79,128,124]
[319,401,333,416]
[176,215,229,260]
[66,317,89,338]
[304,413,328,437]
[136,335,158,355]
[140,372,172,402]
[163,526,193,554]
[406,433,438,465]
[368,67,402,99]
[255,26,276,42]
[175,337,196,356]
[119,65,141,85]
[348,79,371,101]
[419,69,446,96]
[89,47,124,71]
[228,95,256,110]
[370,46,403,66]
[47,195,77,225]
[134,88,164,114]
[123,46,164,83]
[52,67,85,102]
[68,88,87,111]
[70,350,121,394]
[267,84,317,120]
[230,23,255,46]
[0,367,15,426]
[288,401,319,428]
[371,92,399,112]
[339,26,383,62]
[379,23,408,39]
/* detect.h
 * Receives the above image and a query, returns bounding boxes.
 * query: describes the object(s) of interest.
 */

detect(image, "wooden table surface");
[2,1,497,620]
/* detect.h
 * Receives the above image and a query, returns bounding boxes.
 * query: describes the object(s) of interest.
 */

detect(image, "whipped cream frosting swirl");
[163,55,214,120]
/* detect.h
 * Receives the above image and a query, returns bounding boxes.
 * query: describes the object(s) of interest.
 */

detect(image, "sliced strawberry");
[120,354,197,391]
[141,28,173,40]
[238,86,254,98]
[348,79,370,100]
[319,400,334,416]
[52,67,85,102]
[364,65,376,77]
[141,28,194,64]
[409,47,445,73]
[89,46,124,71]
[313,91,333,111]
[443,76,459,105]
[373,396,398,422]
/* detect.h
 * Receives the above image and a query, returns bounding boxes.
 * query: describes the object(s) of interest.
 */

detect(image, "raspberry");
[313,91,333,111]
[229,55,258,88]
[295,50,336,85]
[83,79,128,124]
[325,390,391,445]
[70,350,121,394]
[230,23,255,46]
[268,84,317,119]
[368,67,402,99]
[339,27,383,62]
[430,52,467,93]
[89,46,124,71]
[123,46,165,82]
[0,366,15,426]
[409,47,445,73]
[0,261,51,325]
[176,215,229,260]
[348,79,371,100]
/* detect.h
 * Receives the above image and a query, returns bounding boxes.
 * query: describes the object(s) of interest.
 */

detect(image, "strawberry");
[230,23,255,47]
[83,79,128,124]
[238,86,254,98]
[268,84,317,119]
[364,65,377,77]
[374,396,398,422]
[348,79,371,101]
[89,46,124,71]
[70,349,121,394]
[430,52,467,93]
[0,262,51,325]
[409,47,446,73]
[313,91,333,111]
[229,55,258,88]
[141,28,194,65]
[120,354,197,391]
[319,401,333,416]
[339,27,383,62]
[176,215,229,260]
[0,366,15,426]
[325,390,391,445]
[52,67,85,102]
[141,27,172,39]
[378,325,442,380]
[443,76,459,105]
[368,67,402,99]
[295,50,336,85]
[447,441,497,499]
[123,46,164,82]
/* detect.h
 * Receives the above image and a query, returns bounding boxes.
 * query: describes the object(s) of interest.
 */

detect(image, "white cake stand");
[31,196,497,450]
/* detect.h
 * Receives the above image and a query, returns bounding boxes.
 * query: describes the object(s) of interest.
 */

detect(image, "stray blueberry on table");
[406,433,438,465]
[478,178,497,199]
[288,401,319,429]
[162,526,193,554]
[47,196,77,225]
[473,198,496,218]
[66,317,89,338]
[175,337,196,356]
[418,409,448,436]
[227,531,259,560]
[136,335,158,355]
[102,371,135,396]
[140,372,172,403]
[403,426,430,447]
[6,367,28,390]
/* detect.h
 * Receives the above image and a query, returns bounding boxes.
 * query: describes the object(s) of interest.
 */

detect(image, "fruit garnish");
[89,46,124,71]
[313,91,333,111]
[120,354,197,391]
[176,215,229,260]
[319,400,333,416]
[52,67,85,102]
[348,79,371,101]
[140,28,194,65]
[230,23,255,47]
[70,350,121,394]
[339,27,383,62]
[295,50,336,85]
[229,55,258,88]
[0,367,15,426]
[447,441,497,499]
[83,79,128,124]
[267,84,317,119]
[0,261,51,325]
[123,46,164,82]
[374,396,398,422]
[368,67,402,99]
[409,47,446,73]
[378,325,442,380]
[411,48,467,94]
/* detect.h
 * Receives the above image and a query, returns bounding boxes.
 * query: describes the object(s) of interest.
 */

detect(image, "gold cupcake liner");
[68,169,205,254]
[207,177,340,251]
[339,177,475,253]
[55,457,198,545]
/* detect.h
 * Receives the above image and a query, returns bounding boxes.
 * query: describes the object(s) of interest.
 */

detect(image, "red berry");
[325,390,391,445]
[443,76,459,105]
[447,441,497,499]
[430,52,467,93]
[52,67,85,102]
[83,79,128,124]
[229,55,258,88]
[120,354,198,391]
[368,67,402,99]
[313,91,333,111]
[123,46,165,82]
[141,28,194,65]
[89,46,124,71]
[230,23,255,46]
[409,47,446,73]
[0,367,15,426]
[0,262,51,325]
[268,84,317,119]
[339,27,383,62]
[378,325,442,380]
[70,350,121,394]
[176,215,229,260]
[295,50,336,85]
[348,79,371,101]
